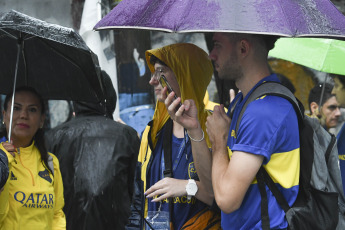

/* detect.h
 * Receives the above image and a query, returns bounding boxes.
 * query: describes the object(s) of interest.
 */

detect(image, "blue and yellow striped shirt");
[222,74,300,229]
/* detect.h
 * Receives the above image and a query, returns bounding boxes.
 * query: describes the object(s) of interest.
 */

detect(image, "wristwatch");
[186,179,198,201]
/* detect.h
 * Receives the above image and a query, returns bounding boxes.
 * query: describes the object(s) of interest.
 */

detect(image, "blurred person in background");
[45,71,140,230]
[331,74,345,195]
[309,83,341,131]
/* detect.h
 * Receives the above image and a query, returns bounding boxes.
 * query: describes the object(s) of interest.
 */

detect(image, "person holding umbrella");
[308,83,341,131]
[166,33,300,229]
[127,43,220,229]
[0,87,66,229]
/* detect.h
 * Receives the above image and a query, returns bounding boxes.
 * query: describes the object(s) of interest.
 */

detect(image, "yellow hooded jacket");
[126,43,214,229]
[0,142,66,230]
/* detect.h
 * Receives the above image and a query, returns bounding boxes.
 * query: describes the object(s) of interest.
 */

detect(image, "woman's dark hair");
[149,54,167,67]
[1,86,53,175]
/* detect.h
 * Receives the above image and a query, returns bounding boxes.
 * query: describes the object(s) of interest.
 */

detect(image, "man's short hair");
[331,74,345,88]
[308,83,334,110]
[260,35,279,51]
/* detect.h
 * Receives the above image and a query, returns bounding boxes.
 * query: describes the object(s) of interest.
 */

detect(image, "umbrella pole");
[8,38,23,141]
[318,73,329,115]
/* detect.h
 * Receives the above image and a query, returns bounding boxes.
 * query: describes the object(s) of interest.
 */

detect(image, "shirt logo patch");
[231,130,236,138]
[14,191,54,209]
[38,169,52,183]
[188,162,199,180]
[10,171,17,180]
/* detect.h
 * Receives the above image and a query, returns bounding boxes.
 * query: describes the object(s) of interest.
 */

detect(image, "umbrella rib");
[275,0,294,36]
[134,0,162,28]
[23,34,37,41]
[319,41,332,72]
[38,37,92,87]
[0,28,18,39]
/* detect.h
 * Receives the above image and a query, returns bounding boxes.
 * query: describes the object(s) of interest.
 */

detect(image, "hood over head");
[74,70,117,119]
[145,43,213,146]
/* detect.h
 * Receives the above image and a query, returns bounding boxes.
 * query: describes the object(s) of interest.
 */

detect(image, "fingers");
[166,92,182,112]
[145,180,170,202]
[229,89,236,103]
[146,188,168,201]
[2,142,16,157]
[145,178,187,202]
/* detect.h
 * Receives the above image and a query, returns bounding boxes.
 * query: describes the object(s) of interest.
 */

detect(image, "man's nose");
[209,49,216,61]
[335,107,341,117]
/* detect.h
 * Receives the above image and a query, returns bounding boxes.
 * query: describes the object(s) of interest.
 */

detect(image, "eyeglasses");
[151,67,165,81]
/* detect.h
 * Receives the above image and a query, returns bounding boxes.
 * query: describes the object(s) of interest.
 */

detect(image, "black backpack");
[232,81,345,230]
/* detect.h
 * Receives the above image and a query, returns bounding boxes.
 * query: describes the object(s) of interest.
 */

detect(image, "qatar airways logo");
[14,191,54,209]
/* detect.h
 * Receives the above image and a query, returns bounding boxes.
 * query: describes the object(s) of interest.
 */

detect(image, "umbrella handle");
[8,38,23,141]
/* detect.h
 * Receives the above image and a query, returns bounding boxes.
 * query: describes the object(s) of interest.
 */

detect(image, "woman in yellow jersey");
[0,87,66,230]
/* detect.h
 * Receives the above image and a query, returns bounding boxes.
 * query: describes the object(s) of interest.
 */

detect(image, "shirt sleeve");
[0,145,12,223]
[51,154,66,230]
[0,178,10,223]
[232,96,299,163]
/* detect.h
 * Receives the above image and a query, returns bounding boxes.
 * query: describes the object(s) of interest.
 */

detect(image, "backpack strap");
[325,134,337,164]
[257,167,291,230]
[257,168,271,230]
[235,81,304,135]
[163,118,173,178]
[162,118,174,221]
[234,81,303,229]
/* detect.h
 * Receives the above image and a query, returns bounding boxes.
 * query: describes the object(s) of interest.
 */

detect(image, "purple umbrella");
[94,0,345,38]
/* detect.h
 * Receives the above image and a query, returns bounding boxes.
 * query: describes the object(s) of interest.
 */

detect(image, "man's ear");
[239,39,250,58]
[310,102,319,116]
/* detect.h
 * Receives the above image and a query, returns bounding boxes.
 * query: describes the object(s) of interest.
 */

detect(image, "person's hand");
[2,141,16,157]
[206,105,231,150]
[164,90,200,131]
[145,177,188,202]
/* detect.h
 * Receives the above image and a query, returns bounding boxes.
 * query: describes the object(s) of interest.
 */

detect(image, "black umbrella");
[0,10,105,139]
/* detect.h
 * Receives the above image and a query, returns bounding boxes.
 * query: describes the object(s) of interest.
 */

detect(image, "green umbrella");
[269,38,345,76]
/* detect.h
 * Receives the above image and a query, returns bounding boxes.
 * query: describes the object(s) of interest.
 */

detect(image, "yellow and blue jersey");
[223,74,300,229]
[0,141,66,230]
[147,126,207,230]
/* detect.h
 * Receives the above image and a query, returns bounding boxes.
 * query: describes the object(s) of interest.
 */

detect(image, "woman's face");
[2,90,45,146]
[149,63,181,103]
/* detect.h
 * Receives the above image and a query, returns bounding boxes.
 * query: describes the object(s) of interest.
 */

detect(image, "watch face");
[186,183,197,195]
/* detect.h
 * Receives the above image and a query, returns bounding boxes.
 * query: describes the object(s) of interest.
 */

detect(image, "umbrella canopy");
[0,10,104,102]
[269,38,345,76]
[95,0,345,39]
